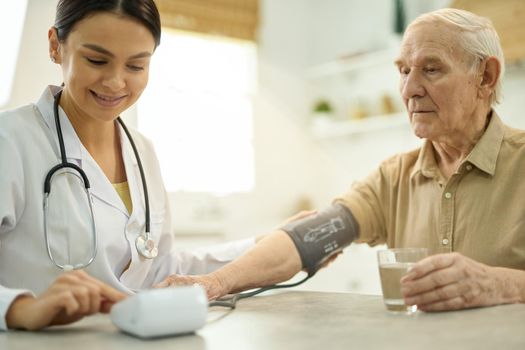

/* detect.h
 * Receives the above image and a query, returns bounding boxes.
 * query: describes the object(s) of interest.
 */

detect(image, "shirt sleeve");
[333,164,390,247]
[146,235,256,287]
[170,237,257,275]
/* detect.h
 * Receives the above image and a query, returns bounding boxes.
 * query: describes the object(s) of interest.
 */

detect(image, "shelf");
[310,112,408,139]
[306,48,398,80]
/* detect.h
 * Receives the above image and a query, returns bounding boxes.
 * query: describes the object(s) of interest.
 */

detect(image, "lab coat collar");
[37,85,84,161]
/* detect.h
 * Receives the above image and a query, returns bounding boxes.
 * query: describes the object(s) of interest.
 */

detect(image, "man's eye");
[86,58,106,65]
[424,67,438,73]
[399,67,409,75]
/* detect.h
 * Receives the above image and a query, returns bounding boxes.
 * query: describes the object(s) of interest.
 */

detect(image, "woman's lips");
[90,90,127,107]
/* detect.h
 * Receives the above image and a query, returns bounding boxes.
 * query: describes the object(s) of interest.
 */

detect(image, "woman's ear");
[48,27,61,64]
[477,56,500,100]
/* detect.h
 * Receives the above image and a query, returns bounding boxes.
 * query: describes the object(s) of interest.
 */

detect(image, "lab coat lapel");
[64,121,128,216]
[119,123,145,229]
[82,155,129,216]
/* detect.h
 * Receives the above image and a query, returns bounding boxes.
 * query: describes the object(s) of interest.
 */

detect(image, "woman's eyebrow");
[82,43,152,59]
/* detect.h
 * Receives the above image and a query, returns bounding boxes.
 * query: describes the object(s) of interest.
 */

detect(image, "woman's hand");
[154,273,226,300]
[6,270,127,330]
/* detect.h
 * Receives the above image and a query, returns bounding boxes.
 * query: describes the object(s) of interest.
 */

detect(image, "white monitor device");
[110,285,208,338]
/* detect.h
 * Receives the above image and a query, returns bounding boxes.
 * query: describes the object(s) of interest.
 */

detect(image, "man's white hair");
[408,8,505,106]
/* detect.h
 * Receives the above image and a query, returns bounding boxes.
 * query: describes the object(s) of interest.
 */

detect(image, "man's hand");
[400,252,519,311]
[154,273,226,300]
[6,270,127,330]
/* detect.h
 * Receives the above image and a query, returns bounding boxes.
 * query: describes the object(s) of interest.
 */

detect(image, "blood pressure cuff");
[281,203,359,277]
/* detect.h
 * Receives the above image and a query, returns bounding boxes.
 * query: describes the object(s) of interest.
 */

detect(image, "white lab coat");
[0,86,254,330]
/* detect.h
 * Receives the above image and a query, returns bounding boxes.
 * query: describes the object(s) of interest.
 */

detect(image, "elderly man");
[157,8,525,311]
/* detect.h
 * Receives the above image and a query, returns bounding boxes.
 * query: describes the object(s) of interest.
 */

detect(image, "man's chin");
[411,124,431,139]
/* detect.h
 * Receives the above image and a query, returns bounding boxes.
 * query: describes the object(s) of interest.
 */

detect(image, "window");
[0,1,28,106]
[138,29,256,194]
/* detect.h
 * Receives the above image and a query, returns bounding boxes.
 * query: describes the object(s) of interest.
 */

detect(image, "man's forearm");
[212,230,302,294]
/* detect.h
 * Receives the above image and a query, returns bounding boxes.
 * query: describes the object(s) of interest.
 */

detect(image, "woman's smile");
[89,90,128,108]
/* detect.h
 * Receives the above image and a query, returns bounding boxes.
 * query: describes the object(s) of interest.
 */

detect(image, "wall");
[4,1,60,108]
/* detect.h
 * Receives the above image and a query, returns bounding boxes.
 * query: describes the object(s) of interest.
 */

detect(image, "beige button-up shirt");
[336,112,525,269]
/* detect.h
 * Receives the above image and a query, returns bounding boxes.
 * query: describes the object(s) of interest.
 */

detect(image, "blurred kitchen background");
[2,0,524,295]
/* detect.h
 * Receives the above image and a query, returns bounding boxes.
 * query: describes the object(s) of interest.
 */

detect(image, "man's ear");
[48,27,61,64]
[477,56,500,100]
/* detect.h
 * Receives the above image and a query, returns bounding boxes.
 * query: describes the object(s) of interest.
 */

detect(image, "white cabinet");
[307,46,408,139]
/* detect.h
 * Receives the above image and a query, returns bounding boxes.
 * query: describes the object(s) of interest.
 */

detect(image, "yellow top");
[113,181,133,214]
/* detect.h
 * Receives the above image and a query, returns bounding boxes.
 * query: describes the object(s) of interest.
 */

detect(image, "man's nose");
[401,71,425,100]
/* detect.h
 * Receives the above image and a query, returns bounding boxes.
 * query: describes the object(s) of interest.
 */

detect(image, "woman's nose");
[102,69,126,91]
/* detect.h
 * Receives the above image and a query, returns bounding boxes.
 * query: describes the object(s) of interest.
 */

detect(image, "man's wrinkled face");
[396,21,481,142]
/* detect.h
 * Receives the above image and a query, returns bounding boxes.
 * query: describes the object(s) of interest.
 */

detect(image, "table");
[1,291,524,350]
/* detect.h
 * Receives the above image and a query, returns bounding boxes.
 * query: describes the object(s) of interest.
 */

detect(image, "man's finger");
[401,253,457,281]
[417,295,467,312]
[401,264,462,296]
[404,281,464,305]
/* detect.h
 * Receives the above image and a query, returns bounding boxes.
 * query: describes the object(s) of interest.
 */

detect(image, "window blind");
[156,0,259,41]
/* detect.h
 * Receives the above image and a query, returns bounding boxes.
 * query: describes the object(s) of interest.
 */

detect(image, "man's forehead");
[397,22,464,63]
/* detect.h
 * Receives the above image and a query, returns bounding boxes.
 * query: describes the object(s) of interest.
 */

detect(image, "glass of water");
[377,248,428,314]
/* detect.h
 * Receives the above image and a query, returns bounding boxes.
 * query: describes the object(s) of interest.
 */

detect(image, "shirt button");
[442,238,450,245]
[466,164,473,171]
[444,192,452,199]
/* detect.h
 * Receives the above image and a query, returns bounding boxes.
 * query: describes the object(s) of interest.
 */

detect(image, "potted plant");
[311,98,335,132]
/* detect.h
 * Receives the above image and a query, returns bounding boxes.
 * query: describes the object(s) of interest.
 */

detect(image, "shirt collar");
[464,111,504,176]
[410,110,505,179]
[410,140,439,180]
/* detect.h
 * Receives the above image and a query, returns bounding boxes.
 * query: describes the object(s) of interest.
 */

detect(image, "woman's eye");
[86,58,106,65]
[128,65,144,71]
[424,67,438,74]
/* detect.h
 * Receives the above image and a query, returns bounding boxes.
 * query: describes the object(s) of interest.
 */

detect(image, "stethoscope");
[43,89,158,271]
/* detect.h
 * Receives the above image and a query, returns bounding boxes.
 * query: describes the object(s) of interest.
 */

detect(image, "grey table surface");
[1,291,524,350]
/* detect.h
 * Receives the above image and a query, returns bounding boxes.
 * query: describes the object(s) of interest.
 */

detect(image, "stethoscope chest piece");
[136,232,158,259]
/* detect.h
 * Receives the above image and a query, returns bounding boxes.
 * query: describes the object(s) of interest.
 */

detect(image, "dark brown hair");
[54,0,161,47]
